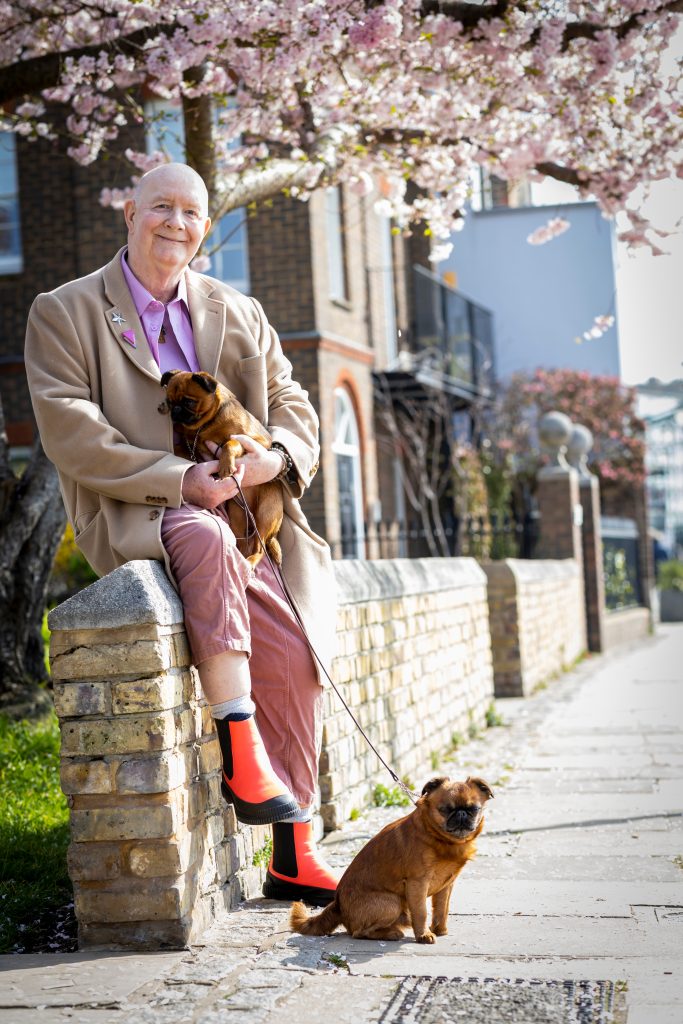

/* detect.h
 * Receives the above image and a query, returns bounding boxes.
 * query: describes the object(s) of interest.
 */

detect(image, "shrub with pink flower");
[486,368,646,489]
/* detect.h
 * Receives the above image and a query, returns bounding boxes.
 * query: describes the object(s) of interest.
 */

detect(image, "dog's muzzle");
[170,405,196,425]
[446,807,480,835]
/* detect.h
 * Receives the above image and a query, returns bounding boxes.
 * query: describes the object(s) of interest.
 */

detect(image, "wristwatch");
[270,441,297,483]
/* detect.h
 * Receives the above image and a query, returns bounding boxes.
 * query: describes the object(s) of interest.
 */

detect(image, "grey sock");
[210,694,256,720]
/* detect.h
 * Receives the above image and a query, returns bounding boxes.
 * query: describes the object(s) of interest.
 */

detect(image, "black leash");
[232,475,418,807]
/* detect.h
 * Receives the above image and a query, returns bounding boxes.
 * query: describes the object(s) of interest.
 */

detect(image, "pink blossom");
[190,253,211,272]
[527,218,571,246]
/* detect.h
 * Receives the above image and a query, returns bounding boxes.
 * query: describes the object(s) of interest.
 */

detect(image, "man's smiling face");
[124,165,211,284]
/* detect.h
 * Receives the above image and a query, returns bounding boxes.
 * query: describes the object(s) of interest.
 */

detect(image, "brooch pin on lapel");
[122,329,137,348]
[111,311,126,325]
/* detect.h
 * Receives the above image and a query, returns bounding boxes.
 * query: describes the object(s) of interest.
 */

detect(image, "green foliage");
[252,835,273,869]
[658,560,683,592]
[430,750,440,770]
[348,807,360,821]
[603,546,637,610]
[485,702,505,728]
[41,610,51,676]
[49,524,98,600]
[449,731,464,751]
[323,952,350,972]
[373,783,411,808]
[0,713,73,952]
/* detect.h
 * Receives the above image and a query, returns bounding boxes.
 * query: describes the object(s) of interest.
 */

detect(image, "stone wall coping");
[482,558,580,584]
[333,557,486,605]
[506,558,580,583]
[48,560,183,632]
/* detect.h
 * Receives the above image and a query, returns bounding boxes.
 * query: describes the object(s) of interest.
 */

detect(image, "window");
[144,99,250,292]
[0,135,23,274]
[332,387,365,559]
[325,186,348,301]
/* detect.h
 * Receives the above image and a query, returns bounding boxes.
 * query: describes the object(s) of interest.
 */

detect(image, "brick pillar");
[535,466,583,564]
[579,475,606,652]
[534,466,587,651]
[49,559,269,950]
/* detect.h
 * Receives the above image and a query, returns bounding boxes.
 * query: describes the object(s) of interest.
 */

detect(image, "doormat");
[379,977,627,1024]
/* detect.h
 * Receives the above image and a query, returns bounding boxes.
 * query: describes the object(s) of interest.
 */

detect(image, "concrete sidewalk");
[1,625,682,1024]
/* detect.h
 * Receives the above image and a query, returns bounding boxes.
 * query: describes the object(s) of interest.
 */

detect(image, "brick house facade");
[0,131,444,554]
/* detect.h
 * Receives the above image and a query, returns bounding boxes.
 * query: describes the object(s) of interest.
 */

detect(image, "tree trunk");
[182,72,217,214]
[0,399,66,703]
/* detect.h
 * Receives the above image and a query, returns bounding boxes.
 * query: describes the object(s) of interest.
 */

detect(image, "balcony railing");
[411,265,495,397]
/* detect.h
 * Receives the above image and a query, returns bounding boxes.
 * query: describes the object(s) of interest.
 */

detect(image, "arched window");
[332,387,365,559]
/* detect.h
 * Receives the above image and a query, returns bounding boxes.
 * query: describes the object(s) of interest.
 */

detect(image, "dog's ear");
[466,776,494,801]
[421,776,449,797]
[192,372,218,394]
[160,369,180,388]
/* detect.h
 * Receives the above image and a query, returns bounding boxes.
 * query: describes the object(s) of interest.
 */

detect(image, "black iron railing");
[329,512,538,562]
[601,516,642,610]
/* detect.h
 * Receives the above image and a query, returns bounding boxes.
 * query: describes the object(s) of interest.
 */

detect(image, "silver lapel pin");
[111,311,126,325]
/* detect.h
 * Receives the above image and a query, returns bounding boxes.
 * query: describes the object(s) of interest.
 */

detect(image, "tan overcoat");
[25,247,336,678]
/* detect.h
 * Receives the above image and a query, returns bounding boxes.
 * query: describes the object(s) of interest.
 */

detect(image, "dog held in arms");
[291,776,493,943]
[160,369,283,568]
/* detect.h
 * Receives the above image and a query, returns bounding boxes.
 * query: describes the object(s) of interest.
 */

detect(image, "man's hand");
[231,435,285,486]
[180,436,284,509]
[181,460,246,508]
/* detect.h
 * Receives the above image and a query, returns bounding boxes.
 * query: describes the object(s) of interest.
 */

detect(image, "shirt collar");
[121,248,189,315]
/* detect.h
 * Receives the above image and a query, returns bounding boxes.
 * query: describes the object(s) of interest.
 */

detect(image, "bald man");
[25,163,338,908]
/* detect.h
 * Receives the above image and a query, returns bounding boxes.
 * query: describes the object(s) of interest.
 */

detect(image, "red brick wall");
[0,128,135,443]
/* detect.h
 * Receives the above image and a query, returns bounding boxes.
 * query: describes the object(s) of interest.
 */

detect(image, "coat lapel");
[186,272,226,375]
[102,249,160,382]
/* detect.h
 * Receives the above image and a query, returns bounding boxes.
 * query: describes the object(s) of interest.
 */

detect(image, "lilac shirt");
[121,250,200,374]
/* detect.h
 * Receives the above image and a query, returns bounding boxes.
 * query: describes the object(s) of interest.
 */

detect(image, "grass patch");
[252,835,273,869]
[373,782,411,808]
[0,712,75,953]
[322,951,350,972]
[485,702,505,729]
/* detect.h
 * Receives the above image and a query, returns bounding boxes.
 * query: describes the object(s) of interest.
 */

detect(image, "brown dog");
[291,775,492,943]
[160,369,283,567]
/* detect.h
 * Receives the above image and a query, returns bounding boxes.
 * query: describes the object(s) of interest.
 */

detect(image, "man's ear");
[421,776,449,797]
[466,776,494,801]
[192,372,218,394]
[123,198,136,233]
[160,370,179,388]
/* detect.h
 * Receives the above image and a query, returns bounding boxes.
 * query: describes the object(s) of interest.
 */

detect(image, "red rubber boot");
[263,820,339,906]
[215,715,299,825]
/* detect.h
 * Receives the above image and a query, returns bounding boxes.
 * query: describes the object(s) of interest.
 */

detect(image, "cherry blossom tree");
[0,0,680,693]
[1,0,682,255]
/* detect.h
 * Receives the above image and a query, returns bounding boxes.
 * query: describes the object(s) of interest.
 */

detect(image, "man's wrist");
[270,441,296,483]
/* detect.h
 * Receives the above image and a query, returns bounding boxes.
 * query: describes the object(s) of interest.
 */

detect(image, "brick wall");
[1,129,135,444]
[49,555,494,948]
[321,557,494,829]
[483,559,586,697]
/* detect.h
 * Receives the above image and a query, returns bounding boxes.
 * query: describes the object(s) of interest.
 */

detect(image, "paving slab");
[0,951,185,1008]
[447,879,683,917]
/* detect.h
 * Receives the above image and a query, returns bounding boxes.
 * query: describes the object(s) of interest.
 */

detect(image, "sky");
[614,178,683,386]
[530,176,682,386]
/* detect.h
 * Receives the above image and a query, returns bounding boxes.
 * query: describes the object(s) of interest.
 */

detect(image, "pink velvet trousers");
[161,503,323,806]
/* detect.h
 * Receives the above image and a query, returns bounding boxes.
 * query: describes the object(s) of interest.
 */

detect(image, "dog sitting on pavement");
[290,775,493,943]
